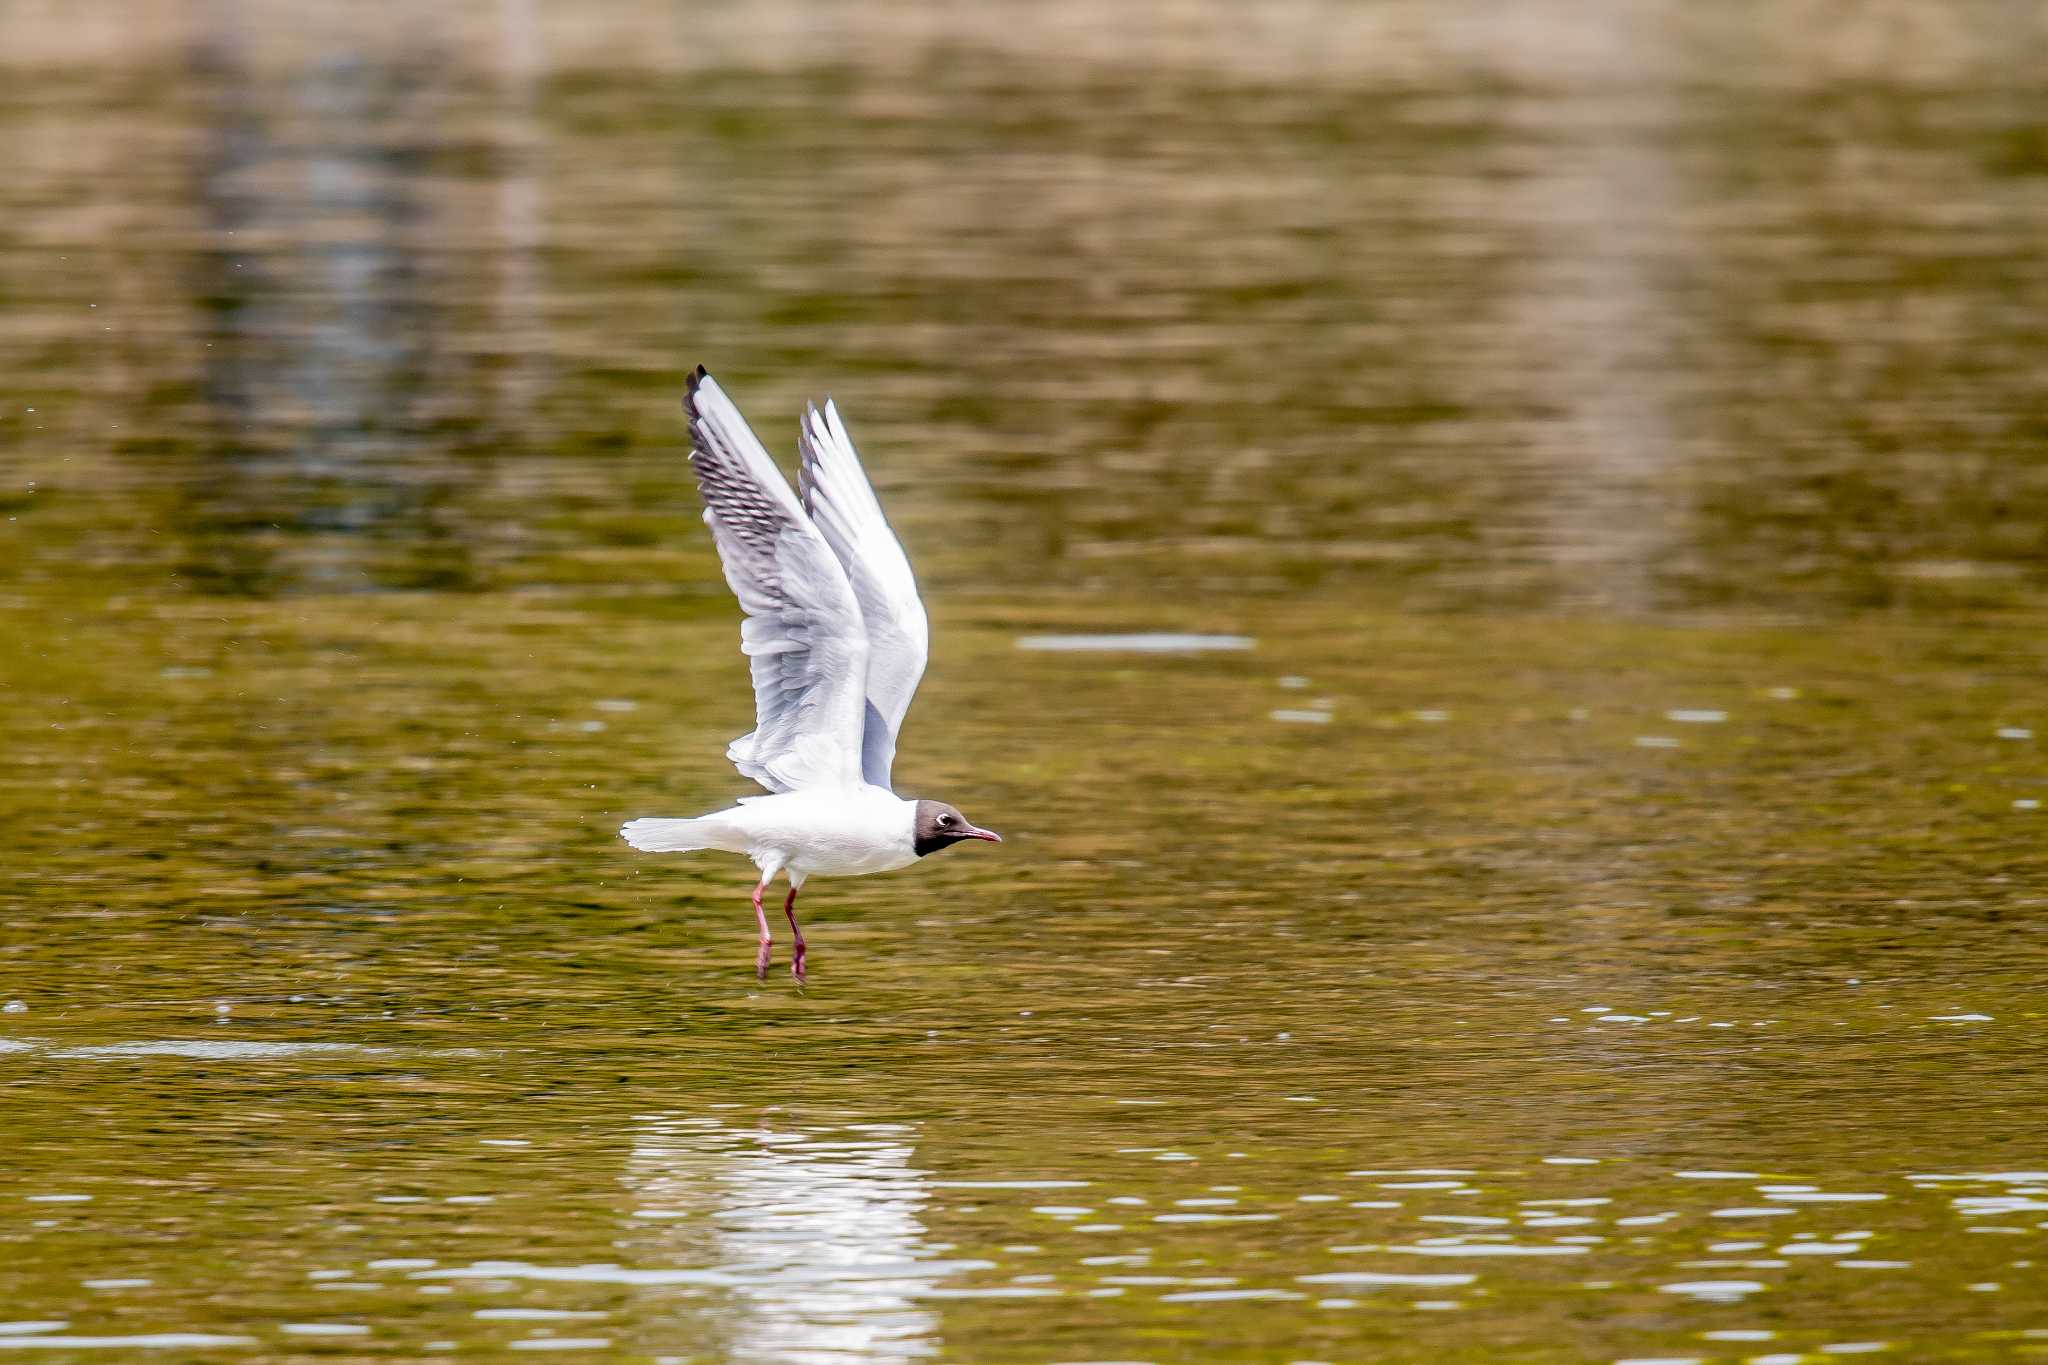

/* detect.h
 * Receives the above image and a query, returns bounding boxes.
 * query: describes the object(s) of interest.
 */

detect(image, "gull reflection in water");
[623,1114,951,1363]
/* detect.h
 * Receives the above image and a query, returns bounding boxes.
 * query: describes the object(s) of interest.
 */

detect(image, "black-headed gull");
[621,367,1001,981]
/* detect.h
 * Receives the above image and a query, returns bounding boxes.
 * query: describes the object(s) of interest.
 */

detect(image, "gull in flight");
[621,367,1001,981]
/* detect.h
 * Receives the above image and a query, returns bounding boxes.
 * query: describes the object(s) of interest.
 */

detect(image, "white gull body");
[619,367,999,978]
[629,786,921,880]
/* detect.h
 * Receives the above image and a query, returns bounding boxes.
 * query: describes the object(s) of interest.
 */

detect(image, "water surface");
[2,2,2045,1361]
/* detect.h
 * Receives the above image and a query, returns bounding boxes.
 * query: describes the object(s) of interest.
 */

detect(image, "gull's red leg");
[752,879,773,980]
[784,885,807,983]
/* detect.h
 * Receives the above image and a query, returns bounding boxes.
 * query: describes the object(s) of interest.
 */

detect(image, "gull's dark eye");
[938,814,954,826]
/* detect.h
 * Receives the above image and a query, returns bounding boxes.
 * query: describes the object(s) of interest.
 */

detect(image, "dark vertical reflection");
[182,0,473,596]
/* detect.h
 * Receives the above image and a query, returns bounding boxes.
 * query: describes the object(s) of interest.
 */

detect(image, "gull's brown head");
[913,800,1002,857]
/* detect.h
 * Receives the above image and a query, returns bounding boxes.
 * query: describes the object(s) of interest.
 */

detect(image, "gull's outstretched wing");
[686,366,869,793]
[797,396,930,791]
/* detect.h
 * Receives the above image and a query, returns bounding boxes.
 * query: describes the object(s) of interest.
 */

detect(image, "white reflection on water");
[8,1040,498,1062]
[1659,1279,1765,1302]
[622,1115,946,1364]
[1383,1244,1586,1258]
[1297,1272,1474,1288]
[0,1335,257,1350]
[1015,634,1254,653]
[46,1041,384,1060]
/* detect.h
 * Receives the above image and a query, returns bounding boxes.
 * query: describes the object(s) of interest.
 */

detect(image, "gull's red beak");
[965,826,1002,844]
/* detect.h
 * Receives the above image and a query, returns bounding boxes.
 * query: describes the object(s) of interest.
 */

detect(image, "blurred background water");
[2,1,2046,1361]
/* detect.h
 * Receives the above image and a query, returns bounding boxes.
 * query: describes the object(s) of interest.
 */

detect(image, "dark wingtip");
[683,364,709,417]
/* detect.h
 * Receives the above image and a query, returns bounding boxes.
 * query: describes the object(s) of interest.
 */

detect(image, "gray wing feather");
[797,396,930,791]
[685,368,869,793]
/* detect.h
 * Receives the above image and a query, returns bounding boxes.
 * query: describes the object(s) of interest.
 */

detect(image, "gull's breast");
[767,788,916,877]
[792,841,919,877]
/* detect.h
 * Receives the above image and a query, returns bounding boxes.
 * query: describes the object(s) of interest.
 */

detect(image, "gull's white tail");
[620,817,716,853]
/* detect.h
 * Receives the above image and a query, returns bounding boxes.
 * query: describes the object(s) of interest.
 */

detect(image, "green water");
[3,3,2046,1361]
